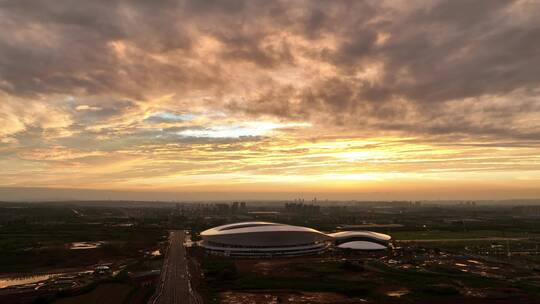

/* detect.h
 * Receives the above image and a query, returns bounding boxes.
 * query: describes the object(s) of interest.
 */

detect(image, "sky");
[1,0,540,201]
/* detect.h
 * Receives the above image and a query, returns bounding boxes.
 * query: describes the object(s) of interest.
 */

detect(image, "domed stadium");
[199,221,392,257]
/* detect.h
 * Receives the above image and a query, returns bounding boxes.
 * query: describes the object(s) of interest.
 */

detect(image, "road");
[152,230,200,304]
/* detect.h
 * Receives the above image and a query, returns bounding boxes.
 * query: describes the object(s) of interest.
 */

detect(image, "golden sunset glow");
[1,0,540,200]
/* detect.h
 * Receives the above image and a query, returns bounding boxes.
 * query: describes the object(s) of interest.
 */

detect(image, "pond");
[386,288,410,298]
[69,241,104,250]
[1,270,93,289]
[0,274,57,289]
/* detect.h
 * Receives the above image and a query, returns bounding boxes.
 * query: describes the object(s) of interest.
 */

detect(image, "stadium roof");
[201,221,327,237]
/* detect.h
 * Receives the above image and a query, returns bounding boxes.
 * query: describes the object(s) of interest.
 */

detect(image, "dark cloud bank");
[1,0,540,142]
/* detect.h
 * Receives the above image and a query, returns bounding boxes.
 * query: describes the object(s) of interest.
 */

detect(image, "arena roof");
[337,241,388,250]
[327,231,392,242]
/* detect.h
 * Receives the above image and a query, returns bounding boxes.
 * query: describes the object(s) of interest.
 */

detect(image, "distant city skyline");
[1,1,540,200]
[1,186,540,202]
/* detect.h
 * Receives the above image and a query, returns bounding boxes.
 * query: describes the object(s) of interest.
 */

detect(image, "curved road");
[152,230,200,304]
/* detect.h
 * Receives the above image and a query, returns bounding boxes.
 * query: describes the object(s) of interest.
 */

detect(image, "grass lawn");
[392,229,540,240]
[54,283,133,304]
[0,222,164,273]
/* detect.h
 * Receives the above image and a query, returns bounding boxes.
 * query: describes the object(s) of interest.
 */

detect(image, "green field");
[391,229,540,240]
[200,256,540,303]
[54,283,133,304]
[0,215,165,273]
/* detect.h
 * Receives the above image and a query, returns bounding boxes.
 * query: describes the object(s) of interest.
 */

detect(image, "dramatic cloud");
[1,0,539,199]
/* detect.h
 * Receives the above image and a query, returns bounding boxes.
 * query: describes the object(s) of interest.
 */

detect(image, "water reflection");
[69,241,103,250]
[0,274,56,289]
[387,288,410,297]
[1,270,94,289]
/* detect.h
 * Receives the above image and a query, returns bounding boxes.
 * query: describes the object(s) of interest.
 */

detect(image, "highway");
[152,230,200,304]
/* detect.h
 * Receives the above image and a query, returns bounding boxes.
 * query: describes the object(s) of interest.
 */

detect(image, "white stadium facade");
[199,222,392,257]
